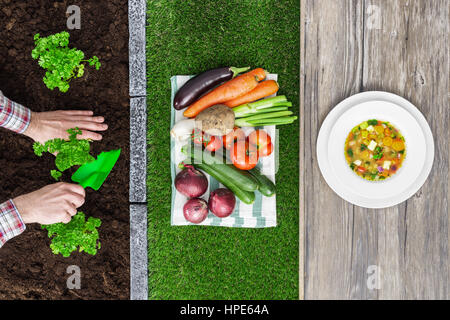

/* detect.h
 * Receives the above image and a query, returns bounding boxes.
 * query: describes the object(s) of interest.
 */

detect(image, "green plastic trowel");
[71,149,121,190]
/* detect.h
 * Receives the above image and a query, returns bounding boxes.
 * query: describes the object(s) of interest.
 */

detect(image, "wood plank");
[363,0,449,300]
[301,0,449,299]
[302,0,371,300]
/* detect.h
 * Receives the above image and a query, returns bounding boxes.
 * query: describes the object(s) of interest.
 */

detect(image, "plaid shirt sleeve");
[0,200,26,247]
[0,90,31,134]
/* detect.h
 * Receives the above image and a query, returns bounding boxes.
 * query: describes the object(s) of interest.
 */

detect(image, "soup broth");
[345,119,406,181]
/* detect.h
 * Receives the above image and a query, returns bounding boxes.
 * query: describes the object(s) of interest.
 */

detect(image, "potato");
[195,104,235,136]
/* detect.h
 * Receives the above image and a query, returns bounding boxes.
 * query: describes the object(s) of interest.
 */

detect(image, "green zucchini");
[182,144,258,192]
[249,166,276,197]
[195,163,255,205]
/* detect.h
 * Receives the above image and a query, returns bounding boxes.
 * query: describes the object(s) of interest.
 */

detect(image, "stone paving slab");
[129,0,146,97]
[129,0,147,300]
[130,203,148,300]
[130,97,147,203]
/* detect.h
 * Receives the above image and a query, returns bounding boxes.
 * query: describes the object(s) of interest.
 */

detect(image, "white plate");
[317,92,434,208]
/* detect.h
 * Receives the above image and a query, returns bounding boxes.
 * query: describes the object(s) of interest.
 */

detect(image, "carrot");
[245,67,267,81]
[224,80,279,108]
[183,71,260,118]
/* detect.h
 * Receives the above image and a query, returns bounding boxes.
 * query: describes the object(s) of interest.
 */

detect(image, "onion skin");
[183,198,209,224]
[175,165,208,198]
[208,188,236,218]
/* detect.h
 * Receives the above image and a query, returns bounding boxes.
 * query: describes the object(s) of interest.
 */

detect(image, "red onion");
[183,198,209,224]
[175,164,208,198]
[208,188,236,218]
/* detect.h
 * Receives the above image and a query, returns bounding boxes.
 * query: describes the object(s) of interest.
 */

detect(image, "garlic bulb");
[170,119,195,142]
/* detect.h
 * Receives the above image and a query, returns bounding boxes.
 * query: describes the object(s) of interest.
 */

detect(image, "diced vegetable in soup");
[345,120,406,181]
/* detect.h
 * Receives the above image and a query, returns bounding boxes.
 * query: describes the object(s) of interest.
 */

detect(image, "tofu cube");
[383,161,391,170]
[367,140,377,151]
[353,160,362,166]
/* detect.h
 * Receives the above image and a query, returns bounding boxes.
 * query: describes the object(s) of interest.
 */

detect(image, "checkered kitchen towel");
[170,74,278,228]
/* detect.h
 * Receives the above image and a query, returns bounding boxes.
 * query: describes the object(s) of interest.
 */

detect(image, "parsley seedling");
[31,31,101,93]
[35,128,103,257]
[42,212,101,257]
[33,128,95,180]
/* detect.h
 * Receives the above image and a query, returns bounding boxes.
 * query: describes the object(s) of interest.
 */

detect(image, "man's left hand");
[23,110,108,143]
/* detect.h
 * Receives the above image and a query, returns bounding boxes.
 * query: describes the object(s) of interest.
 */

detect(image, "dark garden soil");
[0,0,129,299]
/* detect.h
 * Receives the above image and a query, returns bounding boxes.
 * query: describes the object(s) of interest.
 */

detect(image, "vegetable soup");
[345,119,406,181]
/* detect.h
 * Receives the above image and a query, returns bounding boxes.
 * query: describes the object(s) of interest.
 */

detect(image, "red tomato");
[357,166,366,174]
[205,136,222,152]
[230,140,259,170]
[191,128,204,145]
[258,142,273,157]
[191,129,222,152]
[248,129,273,157]
[223,127,246,150]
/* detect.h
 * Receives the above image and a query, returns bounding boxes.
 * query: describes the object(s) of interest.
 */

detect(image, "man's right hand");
[13,183,85,225]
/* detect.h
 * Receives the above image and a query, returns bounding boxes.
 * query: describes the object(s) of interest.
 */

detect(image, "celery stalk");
[250,95,288,109]
[233,95,289,118]
[233,105,252,118]
[242,111,293,121]
[234,102,292,118]
[235,116,298,127]
[248,116,298,126]
[252,106,290,114]
[234,118,255,127]
[272,101,292,107]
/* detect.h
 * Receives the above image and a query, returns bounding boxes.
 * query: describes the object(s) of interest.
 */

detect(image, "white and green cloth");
[170,74,278,228]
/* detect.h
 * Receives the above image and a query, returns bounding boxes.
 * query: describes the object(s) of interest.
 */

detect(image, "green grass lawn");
[146,0,300,299]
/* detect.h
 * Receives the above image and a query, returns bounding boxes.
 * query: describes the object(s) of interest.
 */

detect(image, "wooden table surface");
[300,0,448,299]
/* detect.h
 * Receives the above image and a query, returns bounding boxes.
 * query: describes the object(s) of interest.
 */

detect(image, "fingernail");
[103,124,108,129]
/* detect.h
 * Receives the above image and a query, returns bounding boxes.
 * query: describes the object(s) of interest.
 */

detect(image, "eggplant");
[173,66,250,110]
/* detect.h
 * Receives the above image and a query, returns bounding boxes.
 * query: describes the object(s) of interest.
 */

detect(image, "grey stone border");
[129,0,147,96]
[130,97,147,203]
[129,0,148,300]
[130,204,148,300]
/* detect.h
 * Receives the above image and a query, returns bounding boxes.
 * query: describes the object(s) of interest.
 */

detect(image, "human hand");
[13,183,85,225]
[23,110,108,144]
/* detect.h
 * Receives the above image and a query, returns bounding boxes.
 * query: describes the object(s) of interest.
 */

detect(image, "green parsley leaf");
[347,148,354,157]
[32,32,100,93]
[33,127,95,173]
[42,212,101,257]
[50,170,62,181]
[373,153,383,160]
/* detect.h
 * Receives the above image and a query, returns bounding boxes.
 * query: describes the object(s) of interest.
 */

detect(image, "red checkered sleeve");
[0,90,31,134]
[0,200,26,247]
